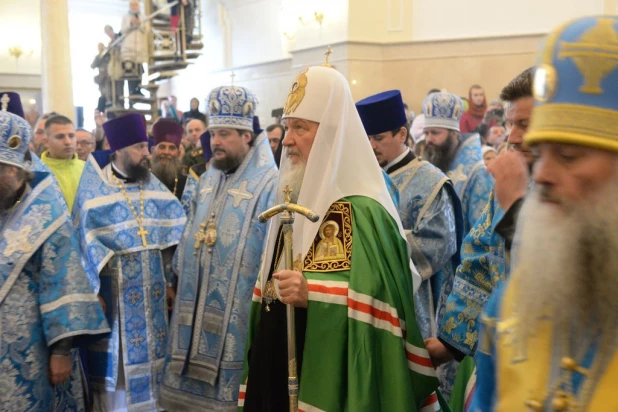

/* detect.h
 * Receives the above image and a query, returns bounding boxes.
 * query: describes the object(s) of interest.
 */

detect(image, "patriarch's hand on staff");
[273,270,308,308]
[49,354,72,385]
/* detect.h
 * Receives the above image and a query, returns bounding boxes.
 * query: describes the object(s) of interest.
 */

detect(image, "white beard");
[516,175,618,337]
[276,147,306,204]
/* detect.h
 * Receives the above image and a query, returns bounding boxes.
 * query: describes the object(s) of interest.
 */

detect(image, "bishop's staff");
[258,185,319,412]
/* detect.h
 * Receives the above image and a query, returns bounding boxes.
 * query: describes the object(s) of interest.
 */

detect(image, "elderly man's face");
[282,118,318,165]
[153,142,180,164]
[76,130,96,161]
[532,142,617,215]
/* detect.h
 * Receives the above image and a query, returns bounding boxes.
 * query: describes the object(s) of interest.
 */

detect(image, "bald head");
[186,119,206,146]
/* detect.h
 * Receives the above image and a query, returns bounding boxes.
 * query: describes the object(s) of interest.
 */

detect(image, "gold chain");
[112,175,149,246]
[172,176,178,197]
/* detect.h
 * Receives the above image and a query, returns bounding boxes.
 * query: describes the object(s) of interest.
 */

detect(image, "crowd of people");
[1,14,617,412]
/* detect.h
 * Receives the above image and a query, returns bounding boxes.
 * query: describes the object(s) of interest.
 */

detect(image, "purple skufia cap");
[103,113,148,152]
[200,131,212,162]
[0,92,25,119]
[152,118,183,147]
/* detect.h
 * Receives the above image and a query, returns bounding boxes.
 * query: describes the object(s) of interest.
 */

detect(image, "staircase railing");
[102,0,202,126]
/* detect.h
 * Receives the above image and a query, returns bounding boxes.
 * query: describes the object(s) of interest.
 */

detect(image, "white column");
[40,0,75,121]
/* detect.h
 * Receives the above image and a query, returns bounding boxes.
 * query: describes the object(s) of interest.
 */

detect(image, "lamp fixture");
[8,46,34,60]
[298,11,324,26]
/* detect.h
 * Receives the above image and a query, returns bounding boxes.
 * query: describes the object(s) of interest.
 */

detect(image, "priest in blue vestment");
[72,113,186,412]
[424,68,535,411]
[422,92,494,234]
[159,84,277,411]
[0,107,110,411]
[2,91,108,411]
[356,90,464,400]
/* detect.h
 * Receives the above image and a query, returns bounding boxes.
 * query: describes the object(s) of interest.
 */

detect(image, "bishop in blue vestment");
[0,107,109,411]
[72,114,186,411]
[422,92,494,234]
[160,85,277,411]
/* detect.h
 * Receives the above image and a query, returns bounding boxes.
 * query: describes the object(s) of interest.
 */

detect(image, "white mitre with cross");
[259,49,422,293]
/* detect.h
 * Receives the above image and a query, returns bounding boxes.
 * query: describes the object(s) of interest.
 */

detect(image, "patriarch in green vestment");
[240,61,447,411]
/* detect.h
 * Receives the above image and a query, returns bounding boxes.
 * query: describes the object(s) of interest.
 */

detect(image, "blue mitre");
[528,16,618,152]
[0,91,25,119]
[207,85,257,132]
[0,110,31,169]
[422,92,464,132]
[356,90,408,135]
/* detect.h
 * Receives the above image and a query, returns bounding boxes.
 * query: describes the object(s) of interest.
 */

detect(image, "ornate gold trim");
[304,201,352,272]
[526,103,618,152]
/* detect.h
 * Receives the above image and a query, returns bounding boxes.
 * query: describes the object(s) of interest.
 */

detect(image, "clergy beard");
[151,155,181,189]
[211,148,245,172]
[425,134,459,173]
[0,181,19,212]
[516,175,618,338]
[124,157,151,183]
[277,147,306,204]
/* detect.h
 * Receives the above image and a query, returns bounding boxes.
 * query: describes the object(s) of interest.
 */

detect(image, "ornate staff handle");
[258,186,319,412]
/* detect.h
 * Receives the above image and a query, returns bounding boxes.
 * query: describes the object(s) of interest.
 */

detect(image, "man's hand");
[424,338,454,367]
[94,110,105,127]
[97,295,107,313]
[49,354,72,385]
[166,286,177,311]
[273,270,308,308]
[487,150,529,211]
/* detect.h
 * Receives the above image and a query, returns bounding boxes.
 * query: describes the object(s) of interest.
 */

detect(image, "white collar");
[383,147,410,172]
[111,161,129,178]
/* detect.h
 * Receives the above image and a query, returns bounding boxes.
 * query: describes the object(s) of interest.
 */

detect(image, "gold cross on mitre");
[558,18,618,94]
[1,93,10,111]
[322,45,333,68]
[230,71,236,86]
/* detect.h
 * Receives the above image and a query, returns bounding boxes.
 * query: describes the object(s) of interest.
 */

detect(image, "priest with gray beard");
[151,118,187,200]
[472,15,618,411]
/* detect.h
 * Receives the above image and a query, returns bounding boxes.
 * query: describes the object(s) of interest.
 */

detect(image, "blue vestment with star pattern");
[72,158,186,411]
[439,191,508,357]
[160,133,277,411]
[0,172,110,411]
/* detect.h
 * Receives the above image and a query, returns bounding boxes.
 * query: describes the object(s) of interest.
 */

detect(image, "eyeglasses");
[77,141,95,147]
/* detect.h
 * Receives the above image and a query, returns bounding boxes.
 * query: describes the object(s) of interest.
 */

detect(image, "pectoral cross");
[137,227,149,247]
[0,93,9,111]
[194,222,207,254]
[283,185,292,203]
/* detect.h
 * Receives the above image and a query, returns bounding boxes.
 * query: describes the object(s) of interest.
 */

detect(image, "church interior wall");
[0,0,613,127]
